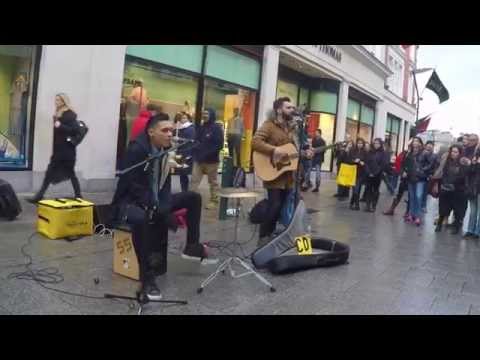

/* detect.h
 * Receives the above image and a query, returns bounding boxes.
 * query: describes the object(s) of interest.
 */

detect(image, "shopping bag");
[336,163,357,187]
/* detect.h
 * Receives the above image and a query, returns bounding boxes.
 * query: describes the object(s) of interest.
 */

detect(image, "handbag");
[336,163,357,187]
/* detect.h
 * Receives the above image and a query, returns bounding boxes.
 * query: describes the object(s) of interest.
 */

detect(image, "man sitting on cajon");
[111,113,218,301]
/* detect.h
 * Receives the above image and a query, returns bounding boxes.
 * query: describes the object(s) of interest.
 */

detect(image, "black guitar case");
[251,200,349,273]
[265,238,350,274]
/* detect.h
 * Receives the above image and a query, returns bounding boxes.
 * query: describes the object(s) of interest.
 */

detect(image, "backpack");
[67,120,89,146]
[0,179,21,220]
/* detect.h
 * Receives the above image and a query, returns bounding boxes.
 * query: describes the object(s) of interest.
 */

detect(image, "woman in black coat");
[364,138,389,212]
[28,93,81,203]
[348,137,368,211]
[433,144,470,234]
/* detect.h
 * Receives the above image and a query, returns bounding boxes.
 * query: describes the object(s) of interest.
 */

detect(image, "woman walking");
[28,93,81,203]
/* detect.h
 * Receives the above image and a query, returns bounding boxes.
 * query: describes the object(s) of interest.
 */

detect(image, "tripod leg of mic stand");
[234,257,276,292]
[197,257,232,294]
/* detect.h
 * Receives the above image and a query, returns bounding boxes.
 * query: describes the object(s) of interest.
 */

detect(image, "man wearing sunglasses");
[111,113,218,301]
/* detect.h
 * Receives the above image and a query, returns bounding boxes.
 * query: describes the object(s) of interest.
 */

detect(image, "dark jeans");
[227,134,242,167]
[301,159,312,188]
[123,191,201,281]
[180,174,189,192]
[439,190,468,225]
[260,188,289,238]
[365,175,382,205]
[337,185,350,198]
[383,173,396,195]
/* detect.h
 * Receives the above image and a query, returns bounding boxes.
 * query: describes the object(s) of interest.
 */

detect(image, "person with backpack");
[28,93,82,203]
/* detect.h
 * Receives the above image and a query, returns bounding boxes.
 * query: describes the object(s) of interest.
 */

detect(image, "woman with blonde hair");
[28,93,82,203]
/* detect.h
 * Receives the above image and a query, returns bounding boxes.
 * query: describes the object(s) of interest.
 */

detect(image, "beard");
[282,112,293,122]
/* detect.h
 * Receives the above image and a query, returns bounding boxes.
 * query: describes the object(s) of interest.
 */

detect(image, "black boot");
[27,179,50,204]
[451,222,461,235]
[435,216,444,232]
[349,195,355,210]
[354,195,360,210]
[364,199,372,212]
[372,191,380,212]
[383,197,400,216]
[71,175,82,199]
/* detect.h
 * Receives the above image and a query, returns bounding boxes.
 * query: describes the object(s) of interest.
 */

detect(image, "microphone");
[173,137,195,144]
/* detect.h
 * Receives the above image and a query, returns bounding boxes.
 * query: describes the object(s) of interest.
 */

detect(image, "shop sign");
[311,45,342,63]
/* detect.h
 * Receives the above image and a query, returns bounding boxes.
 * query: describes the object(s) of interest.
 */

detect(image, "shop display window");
[203,78,257,170]
[0,45,37,169]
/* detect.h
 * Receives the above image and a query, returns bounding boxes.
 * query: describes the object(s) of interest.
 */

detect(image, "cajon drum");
[113,228,140,281]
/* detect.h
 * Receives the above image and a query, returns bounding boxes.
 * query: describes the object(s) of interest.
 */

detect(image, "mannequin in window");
[8,74,28,151]
[125,79,149,143]
[227,107,244,168]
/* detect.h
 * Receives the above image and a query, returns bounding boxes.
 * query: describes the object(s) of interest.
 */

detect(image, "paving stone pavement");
[2,174,480,315]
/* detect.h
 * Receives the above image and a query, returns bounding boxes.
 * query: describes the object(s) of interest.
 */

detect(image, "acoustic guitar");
[253,142,337,182]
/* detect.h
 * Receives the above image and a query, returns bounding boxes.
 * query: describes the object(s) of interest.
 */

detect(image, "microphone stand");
[293,112,308,209]
[107,139,196,314]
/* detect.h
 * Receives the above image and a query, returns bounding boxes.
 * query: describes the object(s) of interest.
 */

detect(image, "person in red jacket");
[129,104,162,141]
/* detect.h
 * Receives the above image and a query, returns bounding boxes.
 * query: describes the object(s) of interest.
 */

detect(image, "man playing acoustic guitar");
[252,97,313,247]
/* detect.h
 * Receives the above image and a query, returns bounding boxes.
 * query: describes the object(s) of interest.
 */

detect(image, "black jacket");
[365,149,389,177]
[402,150,432,183]
[311,137,326,165]
[347,147,368,179]
[441,160,468,193]
[52,110,79,162]
[111,133,172,214]
[422,150,438,178]
[193,119,224,164]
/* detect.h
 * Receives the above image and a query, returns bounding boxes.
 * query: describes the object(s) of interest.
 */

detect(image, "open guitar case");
[251,112,350,275]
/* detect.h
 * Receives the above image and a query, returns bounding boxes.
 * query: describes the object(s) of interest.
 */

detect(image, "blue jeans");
[308,162,322,188]
[383,174,395,195]
[407,181,426,219]
[421,184,429,209]
[467,196,480,235]
[302,160,312,187]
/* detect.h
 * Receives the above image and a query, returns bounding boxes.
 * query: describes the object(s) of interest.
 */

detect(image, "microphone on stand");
[172,137,196,144]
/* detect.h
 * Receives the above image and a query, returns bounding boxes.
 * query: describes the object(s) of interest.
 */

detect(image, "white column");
[335,80,349,142]
[374,100,387,140]
[257,45,280,126]
[33,45,127,191]
[397,119,405,154]
[404,122,411,150]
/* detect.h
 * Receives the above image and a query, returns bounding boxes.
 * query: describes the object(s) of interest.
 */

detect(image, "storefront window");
[276,79,298,105]
[0,45,37,169]
[346,119,358,142]
[203,79,257,170]
[117,57,199,166]
[346,99,375,143]
[386,114,401,154]
[305,112,335,171]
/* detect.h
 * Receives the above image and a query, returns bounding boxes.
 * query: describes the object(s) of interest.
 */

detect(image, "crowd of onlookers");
[322,133,480,238]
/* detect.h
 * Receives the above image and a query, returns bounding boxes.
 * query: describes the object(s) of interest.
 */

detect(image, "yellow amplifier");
[113,228,140,281]
[37,198,94,240]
